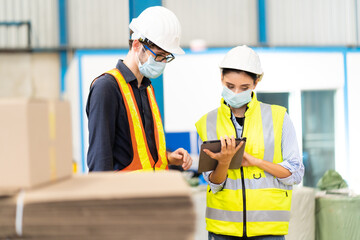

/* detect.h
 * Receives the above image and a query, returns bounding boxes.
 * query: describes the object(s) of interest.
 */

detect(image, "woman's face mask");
[137,46,166,79]
[221,86,252,108]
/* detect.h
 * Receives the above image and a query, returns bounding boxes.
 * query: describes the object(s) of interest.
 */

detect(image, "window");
[257,92,289,111]
[301,90,335,187]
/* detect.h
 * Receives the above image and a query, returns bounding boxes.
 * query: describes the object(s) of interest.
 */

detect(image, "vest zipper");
[236,109,247,237]
[230,108,247,237]
[240,167,247,238]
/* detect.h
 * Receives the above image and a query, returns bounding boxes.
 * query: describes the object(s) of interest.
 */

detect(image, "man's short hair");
[129,30,161,50]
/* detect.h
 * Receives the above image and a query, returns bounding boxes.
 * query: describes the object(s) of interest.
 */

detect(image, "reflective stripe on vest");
[206,109,218,140]
[207,207,290,223]
[147,85,168,170]
[223,172,292,190]
[261,104,274,162]
[106,69,168,171]
[195,95,291,237]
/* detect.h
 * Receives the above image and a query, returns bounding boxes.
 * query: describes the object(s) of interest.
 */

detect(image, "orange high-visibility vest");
[96,68,168,171]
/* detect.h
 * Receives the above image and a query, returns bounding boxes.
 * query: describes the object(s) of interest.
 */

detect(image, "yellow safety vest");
[195,94,291,237]
[97,69,168,171]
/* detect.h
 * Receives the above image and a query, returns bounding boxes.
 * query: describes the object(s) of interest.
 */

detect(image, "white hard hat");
[219,45,263,81]
[129,6,184,55]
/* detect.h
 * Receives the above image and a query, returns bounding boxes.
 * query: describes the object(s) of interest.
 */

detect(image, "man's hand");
[167,148,193,170]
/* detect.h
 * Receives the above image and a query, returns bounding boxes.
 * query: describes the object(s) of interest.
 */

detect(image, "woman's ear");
[220,73,225,86]
[253,79,260,89]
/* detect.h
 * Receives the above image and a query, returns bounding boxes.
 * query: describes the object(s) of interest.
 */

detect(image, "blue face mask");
[221,86,252,108]
[138,50,166,79]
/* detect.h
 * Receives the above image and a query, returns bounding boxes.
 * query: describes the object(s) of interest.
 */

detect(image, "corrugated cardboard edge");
[0,174,72,198]
[0,188,20,197]
[0,171,194,239]
[23,171,192,204]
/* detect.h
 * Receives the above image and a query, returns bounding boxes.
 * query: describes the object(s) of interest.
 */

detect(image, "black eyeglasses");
[142,44,175,63]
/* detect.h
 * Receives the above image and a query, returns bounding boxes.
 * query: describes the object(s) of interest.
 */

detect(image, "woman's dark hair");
[222,68,259,84]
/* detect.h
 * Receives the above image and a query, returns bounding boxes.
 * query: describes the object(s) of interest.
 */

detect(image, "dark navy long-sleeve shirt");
[86,60,158,171]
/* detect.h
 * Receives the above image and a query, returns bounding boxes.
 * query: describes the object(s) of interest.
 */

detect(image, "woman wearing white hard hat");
[86,6,192,172]
[196,45,304,240]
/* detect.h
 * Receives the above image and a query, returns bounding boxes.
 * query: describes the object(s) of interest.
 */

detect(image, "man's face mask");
[137,45,166,79]
[221,86,252,108]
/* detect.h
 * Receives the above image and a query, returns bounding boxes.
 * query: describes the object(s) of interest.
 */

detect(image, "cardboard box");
[0,99,72,192]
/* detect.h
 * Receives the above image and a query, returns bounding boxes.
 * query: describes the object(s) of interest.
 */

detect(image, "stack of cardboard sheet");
[0,171,195,240]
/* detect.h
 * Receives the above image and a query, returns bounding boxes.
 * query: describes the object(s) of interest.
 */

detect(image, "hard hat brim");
[169,47,185,55]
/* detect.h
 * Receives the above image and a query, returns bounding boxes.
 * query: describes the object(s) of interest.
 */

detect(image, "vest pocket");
[247,188,290,212]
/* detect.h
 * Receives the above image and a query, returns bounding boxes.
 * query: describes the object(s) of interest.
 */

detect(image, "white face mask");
[221,86,252,108]
[137,46,166,79]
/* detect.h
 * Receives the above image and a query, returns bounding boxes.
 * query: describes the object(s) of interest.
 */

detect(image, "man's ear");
[132,39,142,51]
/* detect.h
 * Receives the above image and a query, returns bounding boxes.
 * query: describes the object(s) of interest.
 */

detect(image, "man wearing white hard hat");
[86,6,192,172]
[196,45,304,239]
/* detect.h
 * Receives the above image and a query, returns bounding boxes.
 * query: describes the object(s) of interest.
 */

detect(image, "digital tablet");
[198,138,246,173]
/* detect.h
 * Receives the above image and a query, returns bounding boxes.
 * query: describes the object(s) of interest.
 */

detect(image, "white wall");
[0,52,60,98]
[346,52,360,194]
[164,50,344,132]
